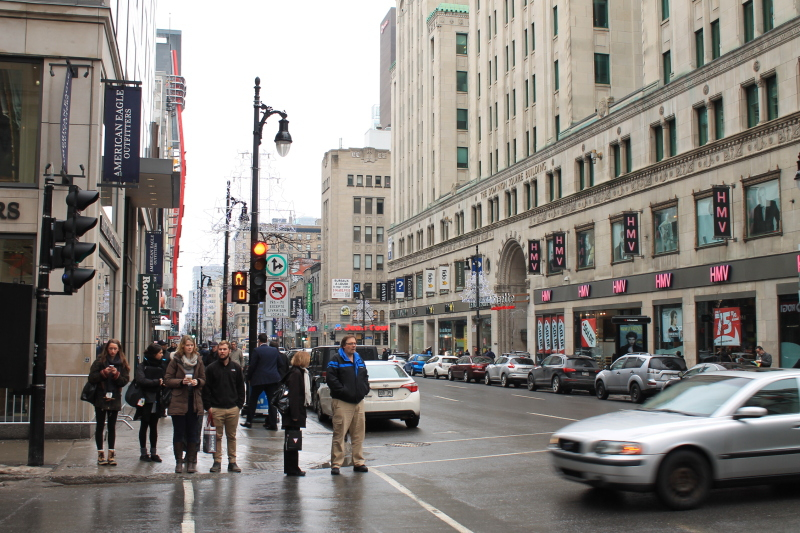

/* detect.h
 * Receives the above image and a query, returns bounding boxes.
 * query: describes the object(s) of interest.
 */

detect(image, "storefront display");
[412,322,425,354]
[696,297,756,361]
[777,295,800,368]
[654,305,683,355]
[570,308,641,362]
[438,319,466,354]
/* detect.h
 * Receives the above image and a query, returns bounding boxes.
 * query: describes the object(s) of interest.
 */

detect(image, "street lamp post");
[359,292,366,345]
[198,267,212,343]
[249,77,292,356]
[469,245,481,354]
[221,180,247,341]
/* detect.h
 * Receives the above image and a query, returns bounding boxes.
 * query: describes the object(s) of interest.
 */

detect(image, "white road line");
[526,412,579,421]
[364,431,554,449]
[372,449,549,468]
[511,394,545,400]
[431,395,460,402]
[442,384,467,389]
[372,468,474,533]
[181,479,195,533]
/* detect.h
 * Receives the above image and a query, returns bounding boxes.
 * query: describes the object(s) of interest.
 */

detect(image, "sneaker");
[228,463,242,473]
[150,454,163,463]
[210,462,221,473]
[286,470,306,477]
[353,465,369,473]
[330,467,340,475]
[240,422,252,429]
[140,454,151,462]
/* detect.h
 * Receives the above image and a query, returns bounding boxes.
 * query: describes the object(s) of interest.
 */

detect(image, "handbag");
[124,382,144,408]
[270,382,290,416]
[284,429,302,451]
[80,381,97,403]
[202,415,217,454]
[160,387,172,409]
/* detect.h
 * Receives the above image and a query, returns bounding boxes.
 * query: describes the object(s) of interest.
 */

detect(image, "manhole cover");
[386,442,431,448]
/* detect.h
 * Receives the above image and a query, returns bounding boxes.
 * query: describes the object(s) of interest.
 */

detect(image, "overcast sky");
[155,0,395,309]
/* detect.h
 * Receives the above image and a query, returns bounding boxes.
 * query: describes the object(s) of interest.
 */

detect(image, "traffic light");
[52,185,99,294]
[232,271,248,303]
[250,241,268,303]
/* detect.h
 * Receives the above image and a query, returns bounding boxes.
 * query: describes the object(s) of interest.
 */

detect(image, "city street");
[2,377,799,532]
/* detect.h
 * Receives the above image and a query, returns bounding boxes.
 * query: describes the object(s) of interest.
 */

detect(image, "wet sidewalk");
[0,408,333,484]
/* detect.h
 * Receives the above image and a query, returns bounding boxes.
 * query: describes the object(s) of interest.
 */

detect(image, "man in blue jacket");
[242,334,287,430]
[327,335,370,475]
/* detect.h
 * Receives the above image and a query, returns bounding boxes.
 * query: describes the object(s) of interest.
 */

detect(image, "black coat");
[135,356,167,418]
[281,366,307,429]
[247,344,287,386]
[326,351,370,404]
[88,358,130,411]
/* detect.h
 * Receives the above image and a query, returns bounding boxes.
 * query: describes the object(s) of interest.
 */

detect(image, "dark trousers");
[95,409,118,450]
[139,404,159,449]
[284,426,301,474]
[246,383,279,427]
[172,394,200,444]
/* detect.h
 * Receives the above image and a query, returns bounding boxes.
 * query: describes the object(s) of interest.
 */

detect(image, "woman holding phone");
[135,343,168,462]
[88,339,130,466]
[165,335,206,473]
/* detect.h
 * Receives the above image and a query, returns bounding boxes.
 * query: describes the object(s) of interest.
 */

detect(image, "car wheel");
[501,374,510,388]
[434,370,440,380]
[422,369,427,378]
[630,382,643,404]
[448,370,454,381]
[405,416,420,429]
[315,397,329,423]
[527,374,537,391]
[552,376,562,394]
[656,450,711,510]
[484,373,492,385]
[463,372,470,383]
[596,381,608,400]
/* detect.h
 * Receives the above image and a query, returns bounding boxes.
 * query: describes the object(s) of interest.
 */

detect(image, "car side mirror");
[733,406,768,420]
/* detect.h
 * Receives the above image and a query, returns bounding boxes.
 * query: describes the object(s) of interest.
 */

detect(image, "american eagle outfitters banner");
[102,84,141,185]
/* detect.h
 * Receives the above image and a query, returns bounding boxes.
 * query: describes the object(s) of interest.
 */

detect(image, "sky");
[154,0,396,312]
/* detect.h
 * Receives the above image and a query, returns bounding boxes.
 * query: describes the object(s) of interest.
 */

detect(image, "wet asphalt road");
[1,377,799,532]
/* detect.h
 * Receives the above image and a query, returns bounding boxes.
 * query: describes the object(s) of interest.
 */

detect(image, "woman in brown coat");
[283,350,311,476]
[164,335,206,473]
[88,339,130,466]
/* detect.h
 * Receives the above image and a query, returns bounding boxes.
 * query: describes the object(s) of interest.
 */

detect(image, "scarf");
[338,348,362,375]
[181,353,199,374]
[302,368,312,406]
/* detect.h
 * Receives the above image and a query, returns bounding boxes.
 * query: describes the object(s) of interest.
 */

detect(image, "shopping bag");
[202,415,217,454]
[284,429,302,451]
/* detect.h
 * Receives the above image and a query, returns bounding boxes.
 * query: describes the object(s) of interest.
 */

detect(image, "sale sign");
[544,317,552,353]
[557,315,565,352]
[581,318,597,348]
[713,307,741,346]
[537,317,544,353]
[551,318,559,353]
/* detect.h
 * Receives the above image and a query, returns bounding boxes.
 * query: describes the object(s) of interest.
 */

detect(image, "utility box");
[0,283,35,389]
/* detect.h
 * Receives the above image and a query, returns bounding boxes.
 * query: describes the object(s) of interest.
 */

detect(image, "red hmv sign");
[528,240,541,274]
[624,213,639,256]
[712,186,732,239]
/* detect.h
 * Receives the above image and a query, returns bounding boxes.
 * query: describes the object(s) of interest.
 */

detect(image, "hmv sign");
[712,186,732,238]
[528,240,541,274]
[552,233,566,268]
[710,264,732,283]
[623,213,639,256]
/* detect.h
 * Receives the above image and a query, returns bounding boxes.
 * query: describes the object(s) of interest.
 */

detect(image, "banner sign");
[425,269,435,294]
[551,317,559,353]
[60,66,74,173]
[405,275,413,299]
[379,282,388,302]
[552,233,565,269]
[102,85,142,185]
[714,307,741,346]
[537,317,544,353]
[438,266,450,291]
[581,318,597,348]
[557,315,565,352]
[395,277,405,299]
[528,240,541,274]
[145,231,163,286]
[138,274,158,311]
[543,317,552,353]
[712,186,732,238]
[471,256,483,273]
[624,213,640,256]
[306,283,313,315]
[290,298,298,318]
[388,279,396,301]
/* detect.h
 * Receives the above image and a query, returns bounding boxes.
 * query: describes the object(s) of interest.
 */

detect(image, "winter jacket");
[281,366,308,429]
[164,357,206,416]
[326,349,370,404]
[135,356,167,404]
[202,359,245,410]
[247,344,287,386]
[88,358,130,411]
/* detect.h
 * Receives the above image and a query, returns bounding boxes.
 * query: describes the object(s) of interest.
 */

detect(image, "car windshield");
[392,356,407,361]
[368,364,409,379]
[641,375,753,416]
[513,358,534,365]
[441,357,457,363]
[568,358,597,368]
[473,357,492,364]
[649,357,687,371]
[417,355,431,362]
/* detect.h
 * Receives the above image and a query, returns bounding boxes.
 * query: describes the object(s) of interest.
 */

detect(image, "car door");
[425,356,438,374]
[453,356,468,378]
[489,357,506,381]
[604,356,629,392]
[719,377,800,479]
[623,356,646,391]
[533,356,551,386]
[538,356,557,386]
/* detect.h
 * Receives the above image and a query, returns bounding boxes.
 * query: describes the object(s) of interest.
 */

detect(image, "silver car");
[484,353,535,387]
[595,353,686,403]
[550,370,800,509]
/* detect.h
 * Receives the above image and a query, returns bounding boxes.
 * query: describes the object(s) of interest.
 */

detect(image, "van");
[309,345,379,393]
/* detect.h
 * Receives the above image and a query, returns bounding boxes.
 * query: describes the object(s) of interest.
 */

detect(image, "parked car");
[526,355,600,394]
[595,353,687,403]
[422,355,458,379]
[448,355,493,383]
[550,369,800,510]
[316,361,421,428]
[485,353,536,387]
[403,354,432,376]
[309,345,379,395]
[663,362,751,389]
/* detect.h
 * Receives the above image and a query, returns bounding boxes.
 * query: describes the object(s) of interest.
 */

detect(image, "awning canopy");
[116,158,181,209]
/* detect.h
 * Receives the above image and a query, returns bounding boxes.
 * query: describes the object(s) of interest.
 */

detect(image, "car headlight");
[594,441,643,455]
[549,435,560,446]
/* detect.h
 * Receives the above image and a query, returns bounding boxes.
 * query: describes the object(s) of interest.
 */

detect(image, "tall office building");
[380,8,397,129]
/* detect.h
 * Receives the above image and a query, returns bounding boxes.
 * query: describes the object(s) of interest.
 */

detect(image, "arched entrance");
[495,238,528,354]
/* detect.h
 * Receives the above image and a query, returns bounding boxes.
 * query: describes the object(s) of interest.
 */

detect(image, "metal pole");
[249,78,261,357]
[28,179,54,466]
[475,245,480,354]
[222,181,231,341]
[199,268,204,344]
[362,296,366,345]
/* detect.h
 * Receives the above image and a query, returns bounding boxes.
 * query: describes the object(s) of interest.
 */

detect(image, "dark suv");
[527,355,600,394]
[309,345,379,393]
[448,355,493,383]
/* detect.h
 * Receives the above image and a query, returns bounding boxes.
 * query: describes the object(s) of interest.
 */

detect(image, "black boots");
[186,443,198,474]
[174,441,185,474]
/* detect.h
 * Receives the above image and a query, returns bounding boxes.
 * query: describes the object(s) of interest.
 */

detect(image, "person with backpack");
[88,339,130,466]
[135,343,168,462]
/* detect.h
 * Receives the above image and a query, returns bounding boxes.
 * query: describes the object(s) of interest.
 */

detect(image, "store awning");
[123,158,181,209]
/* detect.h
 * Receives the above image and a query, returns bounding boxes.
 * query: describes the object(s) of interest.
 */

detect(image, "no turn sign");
[265,280,290,317]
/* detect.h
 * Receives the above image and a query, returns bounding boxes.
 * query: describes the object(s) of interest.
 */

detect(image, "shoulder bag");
[269,372,291,416]
[80,381,97,403]
[124,381,144,408]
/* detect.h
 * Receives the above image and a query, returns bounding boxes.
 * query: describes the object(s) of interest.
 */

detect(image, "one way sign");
[265,253,289,278]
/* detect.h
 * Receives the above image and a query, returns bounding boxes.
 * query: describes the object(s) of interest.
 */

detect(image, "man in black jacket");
[326,335,370,475]
[203,341,245,472]
[242,334,287,430]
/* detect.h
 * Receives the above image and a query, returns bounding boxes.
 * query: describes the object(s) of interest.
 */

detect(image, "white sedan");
[315,361,421,428]
[421,355,458,379]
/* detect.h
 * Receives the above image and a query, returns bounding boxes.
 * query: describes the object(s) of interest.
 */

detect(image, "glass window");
[456,33,468,55]
[555,115,560,137]
[613,144,621,177]
[0,60,41,185]
[375,175,382,186]
[554,61,559,91]
[365,198,373,214]
[654,125,664,162]
[711,20,721,59]
[347,174,354,186]
[743,1,755,43]
[697,106,708,146]
[416,274,423,299]
[376,255,384,271]
[661,0,670,20]
[456,71,468,92]
[765,75,778,121]
[578,159,585,190]
[576,228,595,270]
[654,206,679,254]
[96,253,116,344]
[593,0,608,28]
[744,379,800,415]
[714,99,725,139]
[376,198,384,215]
[353,254,361,269]
[624,138,632,172]
[0,235,35,284]
[385,176,391,187]
[365,255,373,270]
[353,198,361,214]
[746,84,759,128]
[763,0,774,32]
[611,220,631,262]
[594,53,610,84]
[547,236,564,274]
[668,118,677,156]
[457,108,468,130]
[746,179,781,237]
[695,29,704,68]
[663,51,671,85]
[364,226,372,243]
[377,226,384,243]
[553,6,558,36]
[696,196,724,247]
[353,226,361,242]
[356,175,363,186]
[457,147,469,169]
[531,23,535,51]
[366,175,372,187]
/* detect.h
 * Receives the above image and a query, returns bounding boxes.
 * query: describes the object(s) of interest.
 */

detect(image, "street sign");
[265,253,289,278]
[265,280,290,317]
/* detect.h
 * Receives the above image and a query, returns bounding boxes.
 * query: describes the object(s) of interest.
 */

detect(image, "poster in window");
[713,307,741,346]
[653,206,678,254]
[581,318,597,348]
[746,179,781,237]
[696,197,724,247]
[618,324,644,354]
[611,221,629,262]
[661,308,683,343]
[576,229,595,269]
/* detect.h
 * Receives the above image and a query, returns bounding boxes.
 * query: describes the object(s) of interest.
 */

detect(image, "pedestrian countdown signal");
[232,271,248,303]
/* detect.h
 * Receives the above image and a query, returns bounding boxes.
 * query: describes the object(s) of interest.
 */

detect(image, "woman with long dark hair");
[88,339,130,466]
[135,343,167,462]
[165,335,206,473]
[283,350,311,476]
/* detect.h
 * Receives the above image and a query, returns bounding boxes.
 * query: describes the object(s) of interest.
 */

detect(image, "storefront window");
[412,322,425,354]
[778,295,800,368]
[576,228,595,269]
[473,316,492,354]
[610,220,630,263]
[653,205,678,254]
[96,254,116,346]
[438,320,467,354]
[0,235,34,283]
[571,308,642,364]
[696,298,756,362]
[0,60,41,185]
[654,305,683,354]
[745,178,781,238]
[546,237,564,273]
[696,196,723,247]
